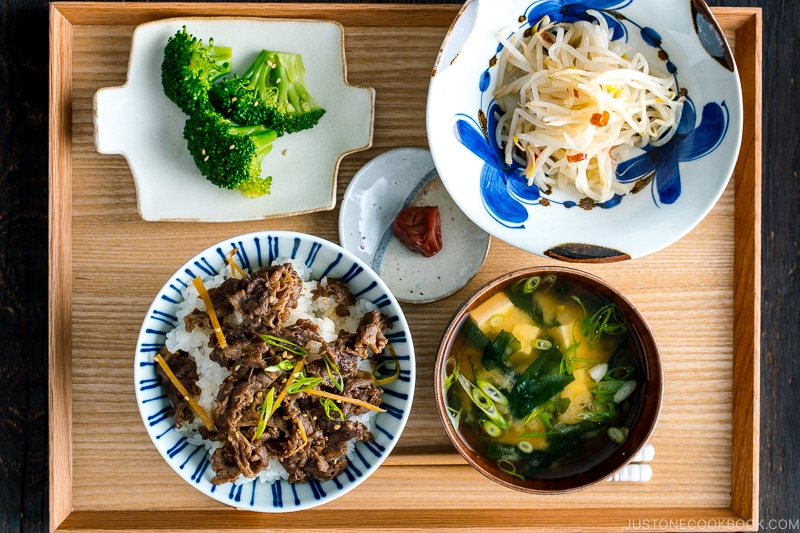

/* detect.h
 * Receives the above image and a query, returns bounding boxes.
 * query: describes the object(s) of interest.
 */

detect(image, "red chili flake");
[392,206,443,258]
[567,153,588,163]
[590,111,610,127]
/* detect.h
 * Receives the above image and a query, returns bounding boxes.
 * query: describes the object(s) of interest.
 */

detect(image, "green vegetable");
[285,369,324,394]
[261,334,308,356]
[582,365,638,421]
[323,353,344,392]
[161,26,232,115]
[486,442,569,478]
[252,388,276,440]
[572,297,628,349]
[505,277,560,328]
[516,440,535,453]
[461,318,490,349]
[264,359,296,372]
[508,346,575,418]
[481,329,520,372]
[210,49,326,134]
[477,379,508,405]
[320,396,344,420]
[481,420,502,437]
[533,339,552,351]
[457,372,509,429]
[608,426,629,444]
[183,108,278,195]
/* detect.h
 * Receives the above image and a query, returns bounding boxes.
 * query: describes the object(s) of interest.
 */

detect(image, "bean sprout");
[493,11,684,202]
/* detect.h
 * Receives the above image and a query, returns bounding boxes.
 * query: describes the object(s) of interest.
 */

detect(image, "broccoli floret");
[236,174,274,199]
[269,51,326,133]
[182,108,277,196]
[209,50,325,134]
[162,27,232,115]
[209,50,278,127]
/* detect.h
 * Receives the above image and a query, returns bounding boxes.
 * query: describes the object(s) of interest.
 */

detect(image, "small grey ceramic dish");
[134,230,415,511]
[339,148,491,304]
[94,17,374,222]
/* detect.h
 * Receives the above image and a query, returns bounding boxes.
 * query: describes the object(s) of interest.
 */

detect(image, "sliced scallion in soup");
[443,275,642,480]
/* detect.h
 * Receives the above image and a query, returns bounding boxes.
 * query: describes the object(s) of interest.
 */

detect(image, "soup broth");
[443,274,643,480]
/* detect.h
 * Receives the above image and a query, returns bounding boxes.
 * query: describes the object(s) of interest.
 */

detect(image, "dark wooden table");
[0,1,796,532]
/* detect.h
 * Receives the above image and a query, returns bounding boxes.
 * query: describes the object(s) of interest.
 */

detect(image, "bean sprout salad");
[492,11,684,202]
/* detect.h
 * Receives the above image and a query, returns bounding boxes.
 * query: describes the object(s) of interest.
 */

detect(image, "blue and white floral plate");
[133,231,415,511]
[427,0,742,262]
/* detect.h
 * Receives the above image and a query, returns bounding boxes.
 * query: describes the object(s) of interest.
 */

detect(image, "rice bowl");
[134,231,415,511]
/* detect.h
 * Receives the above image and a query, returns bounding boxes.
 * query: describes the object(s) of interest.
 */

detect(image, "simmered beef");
[184,263,303,334]
[312,278,356,317]
[154,347,201,428]
[210,325,269,369]
[159,262,393,486]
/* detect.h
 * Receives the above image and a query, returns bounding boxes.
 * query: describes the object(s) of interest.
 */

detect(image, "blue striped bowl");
[133,230,415,512]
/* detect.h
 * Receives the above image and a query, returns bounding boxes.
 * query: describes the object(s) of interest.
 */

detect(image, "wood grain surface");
[0,1,797,532]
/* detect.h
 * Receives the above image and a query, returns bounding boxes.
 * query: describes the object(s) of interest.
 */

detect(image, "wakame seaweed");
[462,318,490,350]
[508,346,575,418]
[481,329,520,371]
[505,283,560,329]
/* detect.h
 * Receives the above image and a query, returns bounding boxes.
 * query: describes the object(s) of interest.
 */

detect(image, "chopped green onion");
[592,380,625,393]
[522,276,541,293]
[608,426,629,444]
[264,359,296,372]
[285,370,324,394]
[322,353,344,392]
[489,314,505,328]
[523,402,548,425]
[252,388,276,441]
[471,387,493,410]
[457,373,509,429]
[481,420,502,437]
[260,334,308,356]
[477,379,508,405]
[497,459,525,480]
[589,363,609,382]
[320,396,344,420]
[517,440,535,453]
[446,406,461,429]
[573,299,628,350]
[613,381,637,403]
[444,358,459,394]
[533,339,552,350]
[518,430,554,438]
[559,341,580,374]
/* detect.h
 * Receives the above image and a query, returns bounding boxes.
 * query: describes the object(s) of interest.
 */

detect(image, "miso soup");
[442,273,644,480]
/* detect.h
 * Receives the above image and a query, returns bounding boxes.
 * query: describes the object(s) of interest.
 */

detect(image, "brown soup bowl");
[434,266,663,493]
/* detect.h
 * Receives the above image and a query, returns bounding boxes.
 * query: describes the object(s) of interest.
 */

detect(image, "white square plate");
[94,17,374,222]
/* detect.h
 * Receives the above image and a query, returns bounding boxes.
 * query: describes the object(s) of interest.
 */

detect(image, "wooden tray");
[48,3,762,532]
